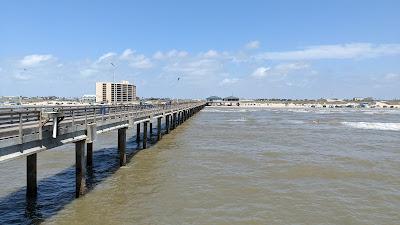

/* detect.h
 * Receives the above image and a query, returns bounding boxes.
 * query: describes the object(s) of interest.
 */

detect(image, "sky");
[0,0,400,99]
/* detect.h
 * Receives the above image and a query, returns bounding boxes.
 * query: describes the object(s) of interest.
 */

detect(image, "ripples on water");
[1,107,399,224]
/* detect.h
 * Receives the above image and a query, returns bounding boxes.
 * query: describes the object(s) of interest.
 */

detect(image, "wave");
[227,118,247,122]
[341,122,400,131]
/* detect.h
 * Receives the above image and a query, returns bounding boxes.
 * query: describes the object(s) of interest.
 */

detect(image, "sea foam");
[341,122,400,131]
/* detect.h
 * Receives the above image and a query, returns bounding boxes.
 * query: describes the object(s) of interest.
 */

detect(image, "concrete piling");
[166,115,170,134]
[118,128,127,166]
[172,113,176,130]
[143,122,148,149]
[26,153,37,198]
[75,140,86,198]
[87,142,93,167]
[150,122,153,137]
[157,117,162,140]
[136,123,140,144]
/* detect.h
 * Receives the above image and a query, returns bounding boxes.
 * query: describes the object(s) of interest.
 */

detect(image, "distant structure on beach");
[206,95,240,106]
[96,81,136,104]
[205,96,400,109]
[81,95,96,104]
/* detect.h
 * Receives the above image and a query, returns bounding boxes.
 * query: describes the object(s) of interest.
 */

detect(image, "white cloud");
[252,67,271,78]
[120,49,134,60]
[384,73,400,80]
[274,62,310,75]
[203,50,219,58]
[251,63,310,79]
[129,54,152,69]
[153,51,165,60]
[20,54,55,67]
[153,50,188,60]
[257,43,400,61]
[245,41,260,49]
[118,49,153,69]
[97,52,117,63]
[219,78,239,85]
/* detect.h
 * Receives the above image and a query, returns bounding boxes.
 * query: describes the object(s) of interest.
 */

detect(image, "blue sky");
[1,0,400,99]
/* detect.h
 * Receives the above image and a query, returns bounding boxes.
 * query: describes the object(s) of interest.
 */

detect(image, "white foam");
[286,120,305,124]
[341,122,400,131]
[227,118,247,122]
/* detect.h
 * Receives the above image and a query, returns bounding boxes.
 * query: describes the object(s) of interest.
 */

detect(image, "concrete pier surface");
[0,102,205,198]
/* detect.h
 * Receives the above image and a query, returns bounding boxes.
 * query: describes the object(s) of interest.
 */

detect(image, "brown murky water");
[1,107,400,224]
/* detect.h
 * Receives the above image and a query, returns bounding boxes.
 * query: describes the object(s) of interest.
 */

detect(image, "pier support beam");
[87,142,93,168]
[75,140,86,198]
[136,123,140,144]
[143,122,148,149]
[166,115,170,134]
[118,128,127,166]
[157,117,162,140]
[26,153,37,198]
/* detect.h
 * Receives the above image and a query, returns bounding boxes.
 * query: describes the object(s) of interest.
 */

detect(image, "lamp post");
[110,63,117,105]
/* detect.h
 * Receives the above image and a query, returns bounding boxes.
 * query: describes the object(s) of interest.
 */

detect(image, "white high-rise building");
[96,81,136,104]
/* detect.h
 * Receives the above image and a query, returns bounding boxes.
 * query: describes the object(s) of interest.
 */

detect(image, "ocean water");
[0,107,399,224]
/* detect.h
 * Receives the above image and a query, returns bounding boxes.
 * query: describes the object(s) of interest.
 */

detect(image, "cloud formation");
[257,43,400,61]
[20,54,56,67]
[252,67,271,78]
[245,41,260,49]
[2,42,400,98]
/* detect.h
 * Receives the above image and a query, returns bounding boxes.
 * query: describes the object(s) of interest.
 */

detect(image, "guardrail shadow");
[0,126,165,224]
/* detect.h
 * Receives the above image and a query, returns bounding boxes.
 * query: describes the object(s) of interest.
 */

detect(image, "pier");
[0,102,205,198]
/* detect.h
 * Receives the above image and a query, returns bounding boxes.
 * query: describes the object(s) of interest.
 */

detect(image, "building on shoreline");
[96,81,136,104]
[206,96,240,106]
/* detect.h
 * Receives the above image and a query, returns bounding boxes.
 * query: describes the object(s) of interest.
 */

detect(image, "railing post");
[38,111,42,144]
[19,112,23,145]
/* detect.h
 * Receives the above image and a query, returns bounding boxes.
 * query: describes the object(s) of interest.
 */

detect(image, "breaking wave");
[341,122,400,131]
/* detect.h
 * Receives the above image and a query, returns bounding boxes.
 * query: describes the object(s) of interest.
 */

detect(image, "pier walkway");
[0,101,205,198]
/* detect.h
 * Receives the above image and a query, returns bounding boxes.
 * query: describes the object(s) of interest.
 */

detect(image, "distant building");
[223,96,239,102]
[81,95,96,104]
[206,96,223,106]
[96,81,136,104]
